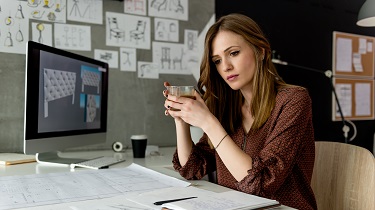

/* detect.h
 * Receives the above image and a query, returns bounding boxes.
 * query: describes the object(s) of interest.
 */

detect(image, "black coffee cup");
[131,134,147,158]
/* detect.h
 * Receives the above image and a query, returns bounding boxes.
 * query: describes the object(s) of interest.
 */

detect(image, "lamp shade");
[357,0,375,27]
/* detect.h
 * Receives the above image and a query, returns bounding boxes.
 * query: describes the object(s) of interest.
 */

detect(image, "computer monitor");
[24,41,109,165]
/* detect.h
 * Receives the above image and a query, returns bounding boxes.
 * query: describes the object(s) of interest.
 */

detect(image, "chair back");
[311,141,375,210]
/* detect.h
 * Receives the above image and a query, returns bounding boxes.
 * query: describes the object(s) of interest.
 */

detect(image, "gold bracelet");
[215,134,228,150]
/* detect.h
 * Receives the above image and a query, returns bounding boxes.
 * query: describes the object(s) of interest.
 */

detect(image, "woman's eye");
[230,51,239,56]
[213,59,221,65]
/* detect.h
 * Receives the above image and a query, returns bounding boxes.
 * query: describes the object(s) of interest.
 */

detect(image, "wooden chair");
[311,141,375,210]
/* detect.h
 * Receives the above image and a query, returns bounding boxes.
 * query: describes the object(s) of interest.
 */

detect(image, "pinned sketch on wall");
[138,61,159,79]
[32,22,53,46]
[154,18,179,42]
[54,23,91,51]
[120,47,137,72]
[335,83,352,117]
[153,42,190,75]
[0,0,29,54]
[106,12,151,49]
[124,0,147,16]
[28,0,67,23]
[95,49,119,69]
[183,29,200,74]
[149,0,188,21]
[67,0,103,24]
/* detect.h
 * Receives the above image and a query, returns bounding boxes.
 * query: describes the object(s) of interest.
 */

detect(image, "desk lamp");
[357,0,375,27]
[271,51,357,143]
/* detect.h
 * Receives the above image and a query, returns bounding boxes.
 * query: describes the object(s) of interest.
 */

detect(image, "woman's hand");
[163,82,213,130]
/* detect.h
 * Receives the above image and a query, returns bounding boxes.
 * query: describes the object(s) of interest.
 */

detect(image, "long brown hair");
[197,13,289,136]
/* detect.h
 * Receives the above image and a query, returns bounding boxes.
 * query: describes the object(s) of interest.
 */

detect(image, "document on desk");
[0,163,190,210]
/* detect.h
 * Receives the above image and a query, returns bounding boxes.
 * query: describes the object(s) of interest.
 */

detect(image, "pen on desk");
[153,196,198,205]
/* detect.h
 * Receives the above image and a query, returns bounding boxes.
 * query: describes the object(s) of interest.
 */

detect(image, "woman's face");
[211,30,257,91]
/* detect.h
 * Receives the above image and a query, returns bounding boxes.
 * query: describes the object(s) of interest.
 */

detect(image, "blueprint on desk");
[0,163,190,210]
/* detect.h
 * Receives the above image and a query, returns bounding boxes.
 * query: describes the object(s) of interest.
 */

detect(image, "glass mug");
[166,86,196,111]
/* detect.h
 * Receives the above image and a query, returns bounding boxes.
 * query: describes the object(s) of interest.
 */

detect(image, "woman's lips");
[227,74,238,81]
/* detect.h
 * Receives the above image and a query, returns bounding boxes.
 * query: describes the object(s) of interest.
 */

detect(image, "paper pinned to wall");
[336,37,352,72]
[67,0,103,24]
[335,83,352,117]
[355,83,371,116]
[0,0,29,54]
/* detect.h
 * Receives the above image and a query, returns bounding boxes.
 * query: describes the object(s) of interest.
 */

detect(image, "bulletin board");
[332,31,375,78]
[332,78,374,121]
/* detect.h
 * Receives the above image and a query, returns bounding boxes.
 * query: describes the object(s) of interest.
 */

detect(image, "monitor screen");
[24,41,109,165]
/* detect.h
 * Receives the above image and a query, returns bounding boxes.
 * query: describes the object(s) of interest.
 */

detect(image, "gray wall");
[0,0,215,152]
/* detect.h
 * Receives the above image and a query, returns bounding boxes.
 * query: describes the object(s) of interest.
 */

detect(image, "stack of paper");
[0,153,36,165]
[127,186,279,210]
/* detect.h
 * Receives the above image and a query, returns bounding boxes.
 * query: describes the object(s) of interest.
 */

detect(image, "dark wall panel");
[216,0,375,153]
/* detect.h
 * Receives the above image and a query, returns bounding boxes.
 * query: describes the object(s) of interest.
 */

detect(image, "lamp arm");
[271,59,350,143]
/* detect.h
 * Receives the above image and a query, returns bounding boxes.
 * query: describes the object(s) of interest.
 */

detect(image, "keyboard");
[70,156,126,170]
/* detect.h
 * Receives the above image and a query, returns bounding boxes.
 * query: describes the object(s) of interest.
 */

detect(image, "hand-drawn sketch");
[106,12,151,49]
[32,22,53,46]
[108,17,125,43]
[67,0,103,24]
[124,0,146,16]
[138,61,159,79]
[54,23,91,51]
[0,0,29,54]
[120,47,137,72]
[184,29,198,51]
[95,49,119,69]
[29,0,67,23]
[149,0,188,21]
[154,18,178,42]
[153,42,191,75]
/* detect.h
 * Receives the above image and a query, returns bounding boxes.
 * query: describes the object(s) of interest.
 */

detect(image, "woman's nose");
[222,59,233,72]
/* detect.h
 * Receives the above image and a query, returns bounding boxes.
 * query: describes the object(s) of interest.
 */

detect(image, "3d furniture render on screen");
[81,69,100,94]
[311,141,375,210]
[85,94,97,122]
[43,68,76,118]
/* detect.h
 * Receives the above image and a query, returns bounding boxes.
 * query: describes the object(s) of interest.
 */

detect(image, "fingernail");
[165,110,168,115]
[167,105,170,109]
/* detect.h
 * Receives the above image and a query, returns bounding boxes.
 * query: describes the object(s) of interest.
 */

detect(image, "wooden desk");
[0,147,295,209]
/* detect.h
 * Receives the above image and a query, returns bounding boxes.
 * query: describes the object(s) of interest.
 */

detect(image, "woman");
[163,13,317,210]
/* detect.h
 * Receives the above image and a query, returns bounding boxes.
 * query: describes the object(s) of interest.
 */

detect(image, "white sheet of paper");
[336,37,352,72]
[335,83,352,117]
[0,163,190,210]
[355,83,371,116]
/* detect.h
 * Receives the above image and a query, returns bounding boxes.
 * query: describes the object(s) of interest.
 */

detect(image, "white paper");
[120,47,137,72]
[355,83,371,116]
[359,38,367,54]
[148,0,189,21]
[28,0,67,23]
[54,23,91,51]
[67,0,103,24]
[335,83,352,117]
[336,37,352,72]
[154,18,179,42]
[352,53,363,72]
[0,0,29,54]
[94,49,118,68]
[0,163,190,210]
[127,186,216,209]
[138,62,159,79]
[124,0,147,16]
[31,22,53,46]
[162,190,279,210]
[367,41,373,52]
[152,42,191,75]
[106,12,151,49]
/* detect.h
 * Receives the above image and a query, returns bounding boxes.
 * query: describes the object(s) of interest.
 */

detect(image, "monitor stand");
[36,151,87,166]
